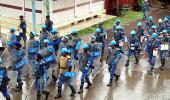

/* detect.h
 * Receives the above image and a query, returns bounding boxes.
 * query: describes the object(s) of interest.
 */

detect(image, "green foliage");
[136,0,144,11]
[78,11,143,36]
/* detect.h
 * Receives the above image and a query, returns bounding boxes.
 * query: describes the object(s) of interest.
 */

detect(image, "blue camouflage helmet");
[30,32,37,37]
[152,33,158,38]
[130,31,136,35]
[41,24,47,29]
[148,16,153,20]
[151,25,157,29]
[137,22,142,26]
[61,48,68,54]
[164,17,169,22]
[162,30,167,33]
[110,40,117,46]
[96,28,101,33]
[43,39,50,43]
[10,28,16,33]
[115,19,121,23]
[83,43,89,49]
[91,35,96,42]
[51,28,58,34]
[0,57,2,64]
[70,28,77,34]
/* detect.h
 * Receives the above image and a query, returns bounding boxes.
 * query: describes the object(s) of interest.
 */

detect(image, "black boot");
[107,79,113,86]
[6,96,11,100]
[107,82,112,87]
[54,89,62,99]
[69,85,76,97]
[42,90,50,100]
[85,82,92,89]
[125,60,129,66]
[15,82,23,92]
[114,74,120,81]
[135,58,139,64]
[52,71,57,84]
[78,85,83,94]
[36,94,41,100]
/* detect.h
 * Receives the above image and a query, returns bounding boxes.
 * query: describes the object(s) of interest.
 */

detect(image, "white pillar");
[42,0,53,23]
[89,0,92,13]
[22,0,26,17]
[32,0,37,33]
[74,0,77,17]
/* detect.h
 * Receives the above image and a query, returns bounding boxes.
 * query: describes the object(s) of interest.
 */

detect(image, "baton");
[25,79,35,100]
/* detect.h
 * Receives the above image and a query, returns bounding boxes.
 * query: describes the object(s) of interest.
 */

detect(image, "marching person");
[40,25,49,49]
[159,30,169,70]
[88,36,102,76]
[125,31,140,66]
[69,28,81,72]
[143,0,150,20]
[112,26,125,50]
[7,28,18,53]
[11,42,26,91]
[98,20,107,39]
[0,57,11,100]
[145,16,155,30]
[145,33,160,74]
[78,44,93,94]
[55,48,76,98]
[94,28,105,64]
[33,53,50,100]
[106,40,121,86]
[50,28,61,54]
[112,19,125,33]
[45,15,53,33]
[157,19,164,33]
[27,32,39,63]
[18,15,27,48]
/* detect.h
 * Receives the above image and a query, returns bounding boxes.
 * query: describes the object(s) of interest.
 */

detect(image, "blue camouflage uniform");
[98,21,107,39]
[112,19,125,33]
[70,28,81,60]
[112,26,125,50]
[11,42,27,91]
[50,28,61,52]
[78,44,93,93]
[7,28,18,53]
[106,40,121,86]
[94,28,106,58]
[159,30,169,69]
[125,31,140,66]
[40,25,49,49]
[145,33,160,73]
[0,58,11,100]
[145,16,155,30]
[33,53,49,100]
[27,32,39,61]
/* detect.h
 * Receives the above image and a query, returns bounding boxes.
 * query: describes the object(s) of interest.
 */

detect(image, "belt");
[60,67,68,69]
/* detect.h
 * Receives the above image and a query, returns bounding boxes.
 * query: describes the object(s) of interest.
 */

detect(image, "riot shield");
[90,43,102,77]
[7,71,18,89]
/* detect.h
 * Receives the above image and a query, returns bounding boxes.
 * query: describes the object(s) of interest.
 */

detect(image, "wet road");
[1,4,170,100]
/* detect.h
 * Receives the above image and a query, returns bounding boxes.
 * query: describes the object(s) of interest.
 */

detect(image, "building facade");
[0,0,105,24]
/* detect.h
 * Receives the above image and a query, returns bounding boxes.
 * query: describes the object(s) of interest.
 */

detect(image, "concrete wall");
[0,0,104,24]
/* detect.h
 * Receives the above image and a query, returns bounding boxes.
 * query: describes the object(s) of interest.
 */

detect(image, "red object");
[105,0,136,14]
